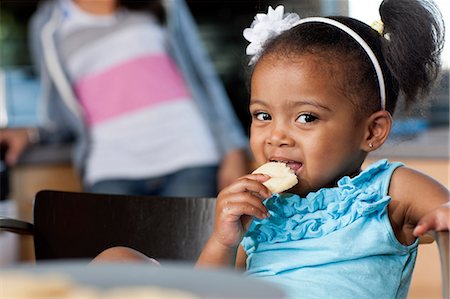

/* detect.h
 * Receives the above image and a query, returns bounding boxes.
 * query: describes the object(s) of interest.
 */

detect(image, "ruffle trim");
[243,159,392,253]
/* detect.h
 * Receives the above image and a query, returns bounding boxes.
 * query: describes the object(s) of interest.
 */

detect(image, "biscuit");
[252,162,298,193]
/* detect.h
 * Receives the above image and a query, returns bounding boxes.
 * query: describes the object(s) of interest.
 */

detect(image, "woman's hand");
[217,149,249,191]
[0,128,33,165]
[413,202,450,237]
[196,173,271,267]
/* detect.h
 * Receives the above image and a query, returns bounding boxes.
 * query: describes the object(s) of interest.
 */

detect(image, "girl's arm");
[197,239,248,269]
[196,173,271,268]
[196,236,238,267]
[389,166,449,244]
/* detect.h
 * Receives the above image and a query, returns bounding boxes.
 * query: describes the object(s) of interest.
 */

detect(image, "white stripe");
[294,17,386,110]
[68,23,166,81]
[85,99,220,183]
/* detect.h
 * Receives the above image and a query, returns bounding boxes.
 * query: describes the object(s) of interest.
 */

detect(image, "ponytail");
[379,0,445,108]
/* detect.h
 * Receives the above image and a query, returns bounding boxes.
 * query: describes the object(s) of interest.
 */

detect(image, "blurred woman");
[0,0,249,197]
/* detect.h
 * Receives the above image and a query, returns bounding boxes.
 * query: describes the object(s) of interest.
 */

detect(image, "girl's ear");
[361,110,392,152]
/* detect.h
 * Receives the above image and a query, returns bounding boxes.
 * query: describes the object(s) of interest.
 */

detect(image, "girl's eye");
[297,113,318,124]
[254,112,271,121]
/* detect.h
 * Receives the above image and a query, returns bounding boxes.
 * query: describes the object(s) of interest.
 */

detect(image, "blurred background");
[0,1,448,298]
[1,0,449,133]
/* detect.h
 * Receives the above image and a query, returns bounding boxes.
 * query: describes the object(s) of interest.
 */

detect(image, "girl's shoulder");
[389,165,448,204]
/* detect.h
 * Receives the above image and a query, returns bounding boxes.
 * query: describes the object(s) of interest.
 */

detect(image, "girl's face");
[250,55,369,196]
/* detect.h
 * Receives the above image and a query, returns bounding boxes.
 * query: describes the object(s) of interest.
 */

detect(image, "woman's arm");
[165,0,249,159]
[217,149,250,191]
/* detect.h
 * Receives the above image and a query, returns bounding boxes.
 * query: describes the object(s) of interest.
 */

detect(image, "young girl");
[196,0,449,298]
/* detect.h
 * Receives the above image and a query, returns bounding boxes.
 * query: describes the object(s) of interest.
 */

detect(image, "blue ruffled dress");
[242,159,418,299]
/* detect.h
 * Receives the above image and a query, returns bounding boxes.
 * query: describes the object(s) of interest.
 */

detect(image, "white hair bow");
[243,5,301,65]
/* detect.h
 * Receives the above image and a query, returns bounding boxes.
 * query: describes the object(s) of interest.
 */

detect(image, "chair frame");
[433,231,449,299]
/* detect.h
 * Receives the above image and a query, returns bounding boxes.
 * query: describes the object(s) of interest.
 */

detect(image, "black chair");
[0,190,215,262]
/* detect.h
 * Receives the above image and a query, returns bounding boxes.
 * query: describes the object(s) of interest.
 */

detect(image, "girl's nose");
[266,125,294,147]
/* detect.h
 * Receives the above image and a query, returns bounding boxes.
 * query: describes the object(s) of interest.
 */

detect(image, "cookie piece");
[252,162,298,193]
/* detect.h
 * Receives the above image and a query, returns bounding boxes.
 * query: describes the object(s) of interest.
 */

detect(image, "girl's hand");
[413,202,450,237]
[211,173,272,249]
[196,173,271,268]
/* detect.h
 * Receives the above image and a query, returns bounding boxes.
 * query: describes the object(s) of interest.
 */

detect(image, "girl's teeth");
[286,162,302,172]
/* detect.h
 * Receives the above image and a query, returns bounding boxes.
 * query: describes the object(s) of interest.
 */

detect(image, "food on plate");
[0,272,77,298]
[252,162,298,193]
[0,271,199,299]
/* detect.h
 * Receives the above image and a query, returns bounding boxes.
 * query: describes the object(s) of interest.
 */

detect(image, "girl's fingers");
[413,205,450,237]
[219,192,270,220]
[213,173,272,240]
[223,190,268,208]
[223,174,272,199]
[413,222,430,237]
[220,200,269,220]
[220,185,271,212]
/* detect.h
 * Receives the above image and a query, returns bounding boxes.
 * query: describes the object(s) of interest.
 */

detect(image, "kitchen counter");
[17,143,73,166]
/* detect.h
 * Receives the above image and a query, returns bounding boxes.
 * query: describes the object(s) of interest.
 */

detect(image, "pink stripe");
[75,54,190,126]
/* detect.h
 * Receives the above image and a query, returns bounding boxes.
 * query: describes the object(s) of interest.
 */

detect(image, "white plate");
[7,260,285,299]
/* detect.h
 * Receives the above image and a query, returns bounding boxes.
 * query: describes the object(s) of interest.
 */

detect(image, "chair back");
[32,190,216,262]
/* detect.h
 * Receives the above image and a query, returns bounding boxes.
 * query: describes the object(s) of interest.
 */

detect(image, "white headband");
[244,6,386,110]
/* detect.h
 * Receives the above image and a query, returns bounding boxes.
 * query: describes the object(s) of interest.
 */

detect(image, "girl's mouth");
[270,159,303,175]
[286,161,302,174]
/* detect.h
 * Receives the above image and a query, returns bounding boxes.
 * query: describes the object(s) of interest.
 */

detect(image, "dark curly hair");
[254,0,445,116]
